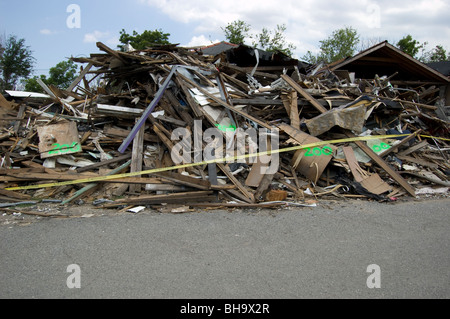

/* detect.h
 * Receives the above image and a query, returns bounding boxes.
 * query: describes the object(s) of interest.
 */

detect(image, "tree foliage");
[425,45,448,63]
[396,35,427,58]
[0,35,35,91]
[222,20,251,45]
[222,20,296,57]
[118,29,171,51]
[302,27,360,64]
[24,59,78,93]
[253,24,296,57]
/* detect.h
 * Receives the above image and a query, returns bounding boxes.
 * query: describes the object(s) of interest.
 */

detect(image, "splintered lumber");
[343,146,391,195]
[112,191,215,205]
[118,65,179,153]
[254,172,275,201]
[76,154,132,173]
[344,131,416,197]
[62,160,132,205]
[151,171,211,190]
[281,90,300,130]
[0,188,32,200]
[380,130,422,158]
[397,140,429,157]
[281,74,328,114]
[217,163,255,203]
[37,122,81,159]
[177,72,273,130]
[278,123,336,182]
[68,62,94,92]
[129,120,145,194]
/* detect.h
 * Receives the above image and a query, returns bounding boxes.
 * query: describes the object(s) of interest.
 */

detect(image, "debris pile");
[0,41,449,213]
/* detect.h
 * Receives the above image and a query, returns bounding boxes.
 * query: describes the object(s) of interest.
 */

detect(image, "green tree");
[222,20,296,57]
[0,35,35,91]
[302,26,360,64]
[253,24,296,56]
[222,20,251,45]
[24,59,77,93]
[396,35,427,58]
[118,29,171,51]
[422,45,448,63]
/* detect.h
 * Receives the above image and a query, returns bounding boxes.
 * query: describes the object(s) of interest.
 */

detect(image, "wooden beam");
[281,74,328,114]
[68,62,93,92]
[344,131,416,197]
[129,120,145,194]
[177,73,273,130]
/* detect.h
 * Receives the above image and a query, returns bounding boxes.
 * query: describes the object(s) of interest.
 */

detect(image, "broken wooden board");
[37,122,81,159]
[281,75,328,114]
[111,191,215,205]
[245,155,271,187]
[129,120,145,194]
[343,146,392,195]
[278,123,336,183]
[344,131,416,197]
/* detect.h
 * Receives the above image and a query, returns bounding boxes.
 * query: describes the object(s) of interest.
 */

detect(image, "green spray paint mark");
[372,142,391,153]
[304,146,333,157]
[215,124,237,132]
[48,142,81,155]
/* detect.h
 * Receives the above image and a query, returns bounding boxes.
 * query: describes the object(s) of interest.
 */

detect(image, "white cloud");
[40,29,55,35]
[183,35,220,47]
[83,30,110,43]
[138,0,450,58]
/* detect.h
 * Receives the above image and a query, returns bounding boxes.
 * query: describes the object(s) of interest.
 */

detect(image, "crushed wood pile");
[1,41,449,213]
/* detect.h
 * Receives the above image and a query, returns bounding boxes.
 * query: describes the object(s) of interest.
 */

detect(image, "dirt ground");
[1,192,448,227]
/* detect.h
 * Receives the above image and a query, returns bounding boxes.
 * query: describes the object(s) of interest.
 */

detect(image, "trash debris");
[0,40,448,214]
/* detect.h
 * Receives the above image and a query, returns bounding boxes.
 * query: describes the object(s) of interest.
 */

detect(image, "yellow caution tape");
[4,133,447,191]
[419,135,450,142]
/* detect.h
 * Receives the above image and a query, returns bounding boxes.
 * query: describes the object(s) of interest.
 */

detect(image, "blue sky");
[1,0,450,77]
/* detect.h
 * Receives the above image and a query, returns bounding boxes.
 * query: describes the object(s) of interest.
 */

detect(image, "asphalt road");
[1,198,449,299]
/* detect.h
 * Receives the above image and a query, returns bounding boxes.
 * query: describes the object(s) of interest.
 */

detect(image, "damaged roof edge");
[330,41,450,83]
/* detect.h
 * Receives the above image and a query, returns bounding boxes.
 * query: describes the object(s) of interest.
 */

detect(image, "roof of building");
[330,41,450,83]
[199,41,239,56]
[426,61,450,77]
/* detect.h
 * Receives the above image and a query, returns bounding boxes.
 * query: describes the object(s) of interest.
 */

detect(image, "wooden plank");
[129,120,145,194]
[156,115,187,127]
[254,172,275,201]
[343,146,391,195]
[163,91,195,127]
[398,140,429,157]
[380,130,422,158]
[0,188,31,200]
[112,191,214,205]
[281,74,328,114]
[245,155,271,187]
[344,131,416,197]
[151,171,211,191]
[278,123,336,182]
[217,163,255,203]
[13,105,26,134]
[67,62,93,92]
[289,91,300,129]
[174,76,204,118]
[177,73,273,130]
[96,42,128,64]
[76,154,132,173]
[37,122,81,159]
[103,126,158,143]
